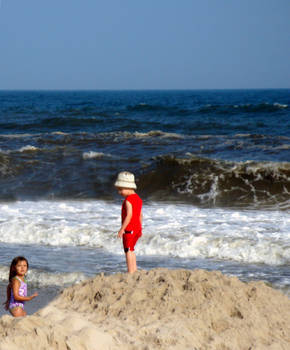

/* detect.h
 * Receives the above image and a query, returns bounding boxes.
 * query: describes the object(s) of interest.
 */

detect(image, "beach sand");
[0,268,289,349]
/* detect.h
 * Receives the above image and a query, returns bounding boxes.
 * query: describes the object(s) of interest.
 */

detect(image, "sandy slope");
[0,268,289,350]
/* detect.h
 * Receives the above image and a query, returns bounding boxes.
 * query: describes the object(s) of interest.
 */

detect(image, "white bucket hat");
[114,171,137,189]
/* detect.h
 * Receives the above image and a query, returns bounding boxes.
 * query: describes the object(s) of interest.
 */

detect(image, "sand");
[0,268,289,350]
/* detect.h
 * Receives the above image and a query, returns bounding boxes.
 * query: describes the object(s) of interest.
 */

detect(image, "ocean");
[0,89,289,314]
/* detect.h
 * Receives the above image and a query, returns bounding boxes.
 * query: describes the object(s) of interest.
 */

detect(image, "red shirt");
[122,193,142,232]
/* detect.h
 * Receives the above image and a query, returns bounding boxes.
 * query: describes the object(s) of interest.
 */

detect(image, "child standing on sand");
[4,256,38,317]
[115,171,143,273]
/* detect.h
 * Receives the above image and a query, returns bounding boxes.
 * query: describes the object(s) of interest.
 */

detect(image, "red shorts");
[123,230,142,252]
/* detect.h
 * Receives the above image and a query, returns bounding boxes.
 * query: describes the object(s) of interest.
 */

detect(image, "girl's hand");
[29,292,38,300]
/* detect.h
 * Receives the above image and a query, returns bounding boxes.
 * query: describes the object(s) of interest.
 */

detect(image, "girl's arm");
[12,279,38,302]
[118,200,133,238]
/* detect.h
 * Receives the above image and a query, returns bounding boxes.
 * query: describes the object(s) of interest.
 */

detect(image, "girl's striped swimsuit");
[9,276,27,310]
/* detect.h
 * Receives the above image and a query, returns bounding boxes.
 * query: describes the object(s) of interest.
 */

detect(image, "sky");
[0,0,289,90]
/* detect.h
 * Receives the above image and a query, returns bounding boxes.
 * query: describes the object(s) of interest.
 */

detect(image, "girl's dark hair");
[9,256,29,283]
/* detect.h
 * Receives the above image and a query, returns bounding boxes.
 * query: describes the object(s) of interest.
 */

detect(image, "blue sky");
[0,0,289,90]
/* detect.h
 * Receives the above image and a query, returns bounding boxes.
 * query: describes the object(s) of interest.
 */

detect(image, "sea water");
[0,90,289,314]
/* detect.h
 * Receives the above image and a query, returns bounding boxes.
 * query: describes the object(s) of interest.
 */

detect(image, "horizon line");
[0,87,289,92]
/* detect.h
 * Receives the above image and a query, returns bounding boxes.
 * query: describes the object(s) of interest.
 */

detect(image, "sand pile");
[0,268,289,349]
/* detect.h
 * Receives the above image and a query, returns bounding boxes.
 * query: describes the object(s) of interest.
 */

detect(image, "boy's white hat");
[114,171,137,189]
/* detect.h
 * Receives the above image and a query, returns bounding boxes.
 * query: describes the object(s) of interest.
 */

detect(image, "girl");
[4,256,38,317]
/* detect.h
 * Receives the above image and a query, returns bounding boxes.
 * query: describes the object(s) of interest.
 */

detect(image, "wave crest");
[139,155,290,208]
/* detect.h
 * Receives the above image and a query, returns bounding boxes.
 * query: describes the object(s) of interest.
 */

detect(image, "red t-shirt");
[122,193,142,232]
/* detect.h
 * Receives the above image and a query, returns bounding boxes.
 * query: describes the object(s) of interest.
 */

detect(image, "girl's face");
[15,260,28,276]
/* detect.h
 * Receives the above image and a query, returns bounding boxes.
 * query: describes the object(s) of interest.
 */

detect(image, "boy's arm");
[118,201,133,238]
[140,209,143,227]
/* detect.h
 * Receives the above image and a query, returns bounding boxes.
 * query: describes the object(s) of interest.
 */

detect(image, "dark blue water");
[1,90,289,136]
[0,90,289,310]
[0,90,289,207]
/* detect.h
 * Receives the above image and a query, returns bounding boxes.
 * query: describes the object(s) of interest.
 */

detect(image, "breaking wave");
[139,156,290,209]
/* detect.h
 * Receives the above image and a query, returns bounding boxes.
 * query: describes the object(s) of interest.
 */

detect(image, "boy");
[115,171,143,273]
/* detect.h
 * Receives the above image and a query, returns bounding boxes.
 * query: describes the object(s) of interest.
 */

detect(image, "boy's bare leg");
[125,250,137,273]
[132,251,137,272]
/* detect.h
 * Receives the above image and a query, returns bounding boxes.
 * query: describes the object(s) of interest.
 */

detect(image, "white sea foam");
[0,145,41,154]
[273,103,288,109]
[133,130,184,139]
[19,145,39,152]
[0,133,38,138]
[82,151,111,159]
[274,144,290,150]
[142,204,290,265]
[234,134,251,137]
[0,266,86,287]
[0,200,289,266]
